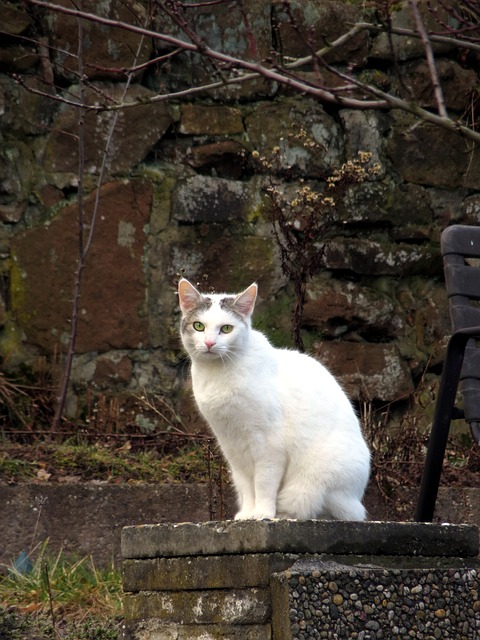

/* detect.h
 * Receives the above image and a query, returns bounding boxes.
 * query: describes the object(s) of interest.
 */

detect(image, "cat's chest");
[191,365,247,407]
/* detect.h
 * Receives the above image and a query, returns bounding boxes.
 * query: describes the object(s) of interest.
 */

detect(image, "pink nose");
[205,339,216,350]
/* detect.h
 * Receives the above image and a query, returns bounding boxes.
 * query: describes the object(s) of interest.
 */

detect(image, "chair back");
[442,225,480,441]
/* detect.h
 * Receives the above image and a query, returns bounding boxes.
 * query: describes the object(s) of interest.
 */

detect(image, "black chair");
[415,224,480,522]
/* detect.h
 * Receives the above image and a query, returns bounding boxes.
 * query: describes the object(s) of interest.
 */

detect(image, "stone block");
[388,119,480,189]
[171,175,257,224]
[179,105,244,136]
[370,0,453,61]
[313,341,414,402]
[322,237,441,276]
[400,59,477,112]
[10,179,152,353]
[123,588,270,625]
[303,277,398,339]
[43,84,174,185]
[123,554,296,592]
[122,621,271,640]
[48,0,152,81]
[245,98,343,177]
[272,0,368,65]
[151,0,273,99]
[121,520,479,561]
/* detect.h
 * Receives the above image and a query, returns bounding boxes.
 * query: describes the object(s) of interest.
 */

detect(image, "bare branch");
[408,0,448,118]
[355,21,480,53]
[21,0,480,146]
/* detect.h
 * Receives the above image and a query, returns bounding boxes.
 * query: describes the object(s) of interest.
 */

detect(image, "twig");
[51,4,150,429]
[408,0,448,119]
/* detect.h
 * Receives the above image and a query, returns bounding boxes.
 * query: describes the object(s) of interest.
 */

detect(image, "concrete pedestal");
[121,520,479,639]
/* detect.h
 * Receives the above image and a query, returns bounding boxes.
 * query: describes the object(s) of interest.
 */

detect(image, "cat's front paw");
[235,509,276,521]
[234,510,254,520]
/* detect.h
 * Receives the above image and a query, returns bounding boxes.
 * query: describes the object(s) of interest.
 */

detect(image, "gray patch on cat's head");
[180,297,213,332]
[220,296,248,323]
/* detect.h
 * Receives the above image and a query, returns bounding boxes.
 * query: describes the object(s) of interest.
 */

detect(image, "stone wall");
[121,520,480,639]
[1,0,480,421]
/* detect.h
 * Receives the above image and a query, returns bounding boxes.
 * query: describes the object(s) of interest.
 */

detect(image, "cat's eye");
[221,324,234,334]
[193,321,205,332]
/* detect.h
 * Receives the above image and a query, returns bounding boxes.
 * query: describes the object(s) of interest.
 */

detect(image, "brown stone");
[303,277,398,339]
[188,141,247,179]
[180,105,244,136]
[272,0,368,65]
[401,59,477,112]
[370,0,453,61]
[93,354,133,388]
[49,0,152,81]
[2,2,31,35]
[388,118,480,189]
[43,83,174,182]
[314,341,414,401]
[10,179,152,353]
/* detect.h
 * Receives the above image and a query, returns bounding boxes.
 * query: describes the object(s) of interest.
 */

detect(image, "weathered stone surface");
[245,98,343,176]
[314,341,414,401]
[10,179,152,353]
[323,237,441,276]
[123,588,270,624]
[121,520,479,560]
[179,105,244,136]
[123,554,296,592]
[339,110,387,175]
[171,175,258,224]
[2,1,31,35]
[170,232,283,297]
[388,117,480,189]
[462,194,480,225]
[92,353,133,388]
[122,622,271,640]
[1,483,479,569]
[401,59,477,112]
[273,0,368,65]
[0,76,54,136]
[0,44,38,73]
[0,136,34,222]
[48,0,152,81]
[303,277,399,339]
[370,0,453,61]
[152,0,273,98]
[187,141,247,179]
[42,84,174,185]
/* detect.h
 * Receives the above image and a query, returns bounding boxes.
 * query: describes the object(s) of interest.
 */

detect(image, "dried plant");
[255,143,381,351]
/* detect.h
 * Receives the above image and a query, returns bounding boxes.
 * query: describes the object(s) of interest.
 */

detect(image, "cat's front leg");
[249,457,285,520]
[230,467,256,520]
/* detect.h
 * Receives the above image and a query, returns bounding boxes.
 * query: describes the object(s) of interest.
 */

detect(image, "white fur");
[178,279,370,521]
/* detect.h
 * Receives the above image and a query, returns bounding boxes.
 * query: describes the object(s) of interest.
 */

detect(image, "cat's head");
[178,279,257,363]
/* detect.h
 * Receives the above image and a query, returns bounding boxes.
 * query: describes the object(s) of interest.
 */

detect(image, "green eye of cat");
[221,325,233,334]
[193,321,205,332]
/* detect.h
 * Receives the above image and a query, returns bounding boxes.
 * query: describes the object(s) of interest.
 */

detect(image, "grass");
[0,542,123,639]
[0,438,222,484]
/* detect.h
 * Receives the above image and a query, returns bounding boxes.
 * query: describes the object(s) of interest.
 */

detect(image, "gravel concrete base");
[272,560,479,640]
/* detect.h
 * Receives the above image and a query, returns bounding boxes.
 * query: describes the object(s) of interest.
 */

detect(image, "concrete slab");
[121,520,479,560]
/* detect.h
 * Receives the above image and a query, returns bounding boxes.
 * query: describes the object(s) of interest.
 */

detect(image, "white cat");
[178,278,370,521]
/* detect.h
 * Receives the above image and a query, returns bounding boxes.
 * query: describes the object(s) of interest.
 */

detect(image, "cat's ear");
[233,283,258,318]
[178,279,201,315]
